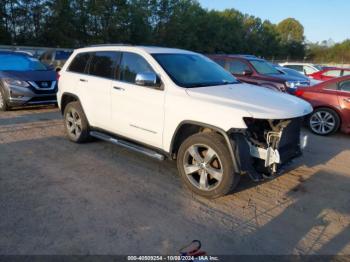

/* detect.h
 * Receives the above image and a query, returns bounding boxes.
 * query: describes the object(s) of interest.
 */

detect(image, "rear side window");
[119,52,154,83]
[339,80,350,92]
[68,53,90,73]
[343,70,350,76]
[88,51,119,78]
[228,60,250,74]
[324,70,342,77]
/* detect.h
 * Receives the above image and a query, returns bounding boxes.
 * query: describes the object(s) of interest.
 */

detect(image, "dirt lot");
[0,106,349,256]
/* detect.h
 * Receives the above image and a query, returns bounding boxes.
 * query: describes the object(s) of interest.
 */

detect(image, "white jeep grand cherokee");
[57,45,312,198]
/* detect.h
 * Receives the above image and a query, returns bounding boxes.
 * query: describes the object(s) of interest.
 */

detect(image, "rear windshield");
[0,54,47,71]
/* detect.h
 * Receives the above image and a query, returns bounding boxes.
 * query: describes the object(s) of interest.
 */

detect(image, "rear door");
[81,51,119,129]
[337,79,350,127]
[110,52,165,148]
[63,52,91,107]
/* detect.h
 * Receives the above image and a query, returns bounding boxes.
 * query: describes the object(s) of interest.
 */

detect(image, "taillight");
[295,89,305,97]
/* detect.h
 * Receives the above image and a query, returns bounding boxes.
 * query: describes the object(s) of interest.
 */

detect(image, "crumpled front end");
[229,117,307,181]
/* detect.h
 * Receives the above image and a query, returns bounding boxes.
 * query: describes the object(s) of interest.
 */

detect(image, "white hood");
[186,83,313,119]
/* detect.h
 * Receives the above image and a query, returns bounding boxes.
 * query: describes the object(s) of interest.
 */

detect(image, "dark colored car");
[208,55,310,92]
[295,76,350,135]
[39,49,72,71]
[275,65,311,81]
[0,51,57,111]
[309,67,350,81]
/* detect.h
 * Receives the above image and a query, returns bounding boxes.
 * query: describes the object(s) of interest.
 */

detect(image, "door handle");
[80,79,88,82]
[113,86,125,91]
[343,98,350,103]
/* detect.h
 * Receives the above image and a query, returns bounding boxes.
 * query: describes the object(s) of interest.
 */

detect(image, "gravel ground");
[0,106,349,256]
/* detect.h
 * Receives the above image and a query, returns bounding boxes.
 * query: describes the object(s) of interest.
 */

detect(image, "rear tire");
[64,101,90,143]
[308,108,340,136]
[177,132,240,198]
[0,88,9,111]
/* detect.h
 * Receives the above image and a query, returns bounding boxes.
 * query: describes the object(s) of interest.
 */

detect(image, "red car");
[309,67,350,81]
[295,76,350,135]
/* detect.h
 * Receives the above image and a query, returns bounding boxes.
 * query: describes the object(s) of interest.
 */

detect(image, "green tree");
[277,18,304,43]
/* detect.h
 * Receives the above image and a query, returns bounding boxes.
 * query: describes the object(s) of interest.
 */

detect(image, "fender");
[170,120,242,174]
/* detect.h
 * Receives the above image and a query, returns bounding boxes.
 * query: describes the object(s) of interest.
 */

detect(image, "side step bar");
[90,131,165,161]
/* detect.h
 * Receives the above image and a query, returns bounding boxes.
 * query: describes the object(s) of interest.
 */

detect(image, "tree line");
[0,0,348,63]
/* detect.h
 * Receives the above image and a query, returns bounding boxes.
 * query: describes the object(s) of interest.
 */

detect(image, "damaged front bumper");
[229,117,307,181]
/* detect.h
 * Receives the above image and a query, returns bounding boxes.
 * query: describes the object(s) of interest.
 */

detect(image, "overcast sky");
[198,0,349,43]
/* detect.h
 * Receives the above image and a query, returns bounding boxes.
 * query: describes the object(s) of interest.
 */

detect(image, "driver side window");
[228,60,250,75]
[118,52,155,84]
[324,70,342,77]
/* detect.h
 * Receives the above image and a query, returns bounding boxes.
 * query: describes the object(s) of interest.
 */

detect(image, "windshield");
[152,53,238,88]
[250,60,281,75]
[0,54,48,71]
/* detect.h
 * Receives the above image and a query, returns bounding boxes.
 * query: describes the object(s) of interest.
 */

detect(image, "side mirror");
[135,72,161,88]
[243,70,253,76]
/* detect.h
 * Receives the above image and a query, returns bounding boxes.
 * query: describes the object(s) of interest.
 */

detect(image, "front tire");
[64,101,90,143]
[177,132,240,198]
[308,108,340,136]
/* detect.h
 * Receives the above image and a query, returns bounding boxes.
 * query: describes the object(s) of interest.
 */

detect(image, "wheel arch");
[60,92,81,115]
[169,120,241,173]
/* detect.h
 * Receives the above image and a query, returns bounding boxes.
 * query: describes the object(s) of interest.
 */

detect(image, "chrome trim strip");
[130,124,157,134]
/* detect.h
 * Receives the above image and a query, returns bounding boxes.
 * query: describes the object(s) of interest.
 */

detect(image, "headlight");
[3,78,30,88]
[285,81,309,89]
[285,81,297,89]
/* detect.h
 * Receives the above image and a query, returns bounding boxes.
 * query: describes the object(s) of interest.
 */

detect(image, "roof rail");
[87,43,133,48]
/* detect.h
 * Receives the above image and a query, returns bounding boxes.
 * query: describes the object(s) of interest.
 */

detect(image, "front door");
[110,52,165,149]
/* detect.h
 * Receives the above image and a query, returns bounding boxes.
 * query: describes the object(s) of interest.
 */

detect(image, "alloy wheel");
[310,111,336,135]
[183,144,223,191]
[66,108,83,139]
